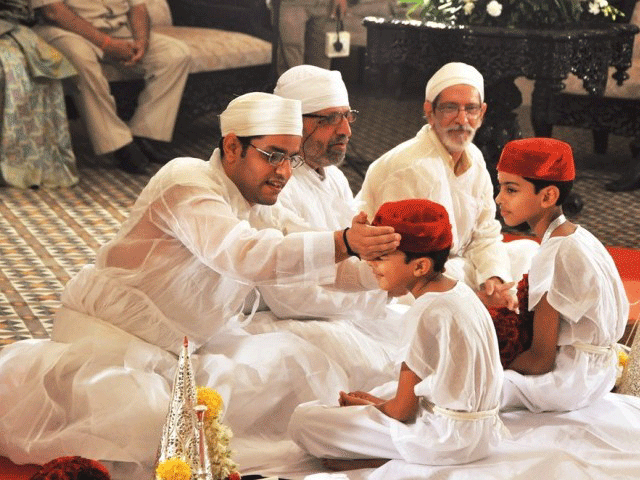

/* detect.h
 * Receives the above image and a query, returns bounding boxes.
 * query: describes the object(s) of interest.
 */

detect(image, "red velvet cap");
[497,138,575,181]
[372,199,452,253]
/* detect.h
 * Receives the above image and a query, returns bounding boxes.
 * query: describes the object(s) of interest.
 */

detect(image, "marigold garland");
[155,457,191,480]
[619,349,630,368]
[197,386,224,420]
[195,386,240,479]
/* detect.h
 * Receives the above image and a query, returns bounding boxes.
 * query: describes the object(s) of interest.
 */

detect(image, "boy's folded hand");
[479,278,519,313]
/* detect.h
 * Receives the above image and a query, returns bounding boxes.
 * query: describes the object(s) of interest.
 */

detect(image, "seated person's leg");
[304,14,332,70]
[32,26,149,173]
[277,4,310,74]
[35,27,132,156]
[301,1,396,72]
[128,32,191,144]
[288,399,401,462]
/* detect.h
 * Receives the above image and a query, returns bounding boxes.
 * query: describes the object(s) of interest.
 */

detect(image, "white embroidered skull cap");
[220,92,302,137]
[425,62,484,103]
[274,65,349,114]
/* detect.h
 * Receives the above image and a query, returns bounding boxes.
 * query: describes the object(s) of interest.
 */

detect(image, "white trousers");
[34,25,191,154]
[289,392,501,466]
[289,400,404,460]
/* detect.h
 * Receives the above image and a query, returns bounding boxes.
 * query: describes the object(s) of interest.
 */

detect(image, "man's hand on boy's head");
[347,212,401,261]
[478,277,519,313]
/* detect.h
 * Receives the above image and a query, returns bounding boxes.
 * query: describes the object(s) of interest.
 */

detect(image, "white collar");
[542,214,567,243]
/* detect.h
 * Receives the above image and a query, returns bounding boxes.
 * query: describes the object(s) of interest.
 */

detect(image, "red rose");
[489,274,534,368]
[30,456,111,480]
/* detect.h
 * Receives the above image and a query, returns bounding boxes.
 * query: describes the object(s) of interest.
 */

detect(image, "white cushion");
[145,0,173,27]
[155,26,271,74]
[101,27,272,81]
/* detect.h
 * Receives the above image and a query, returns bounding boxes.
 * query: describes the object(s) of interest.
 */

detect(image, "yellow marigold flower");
[197,386,224,419]
[156,457,191,480]
[618,350,629,369]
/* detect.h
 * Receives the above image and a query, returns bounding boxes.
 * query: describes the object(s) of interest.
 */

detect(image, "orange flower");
[156,457,191,480]
[197,386,224,420]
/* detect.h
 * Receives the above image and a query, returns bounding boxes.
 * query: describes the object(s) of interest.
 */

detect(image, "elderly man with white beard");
[357,62,539,310]
[244,65,407,392]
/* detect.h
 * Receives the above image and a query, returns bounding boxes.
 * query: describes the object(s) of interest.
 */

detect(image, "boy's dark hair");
[524,177,574,206]
[403,247,450,273]
[218,135,262,157]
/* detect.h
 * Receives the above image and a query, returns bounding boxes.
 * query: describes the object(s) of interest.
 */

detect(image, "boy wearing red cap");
[288,199,506,468]
[496,138,629,412]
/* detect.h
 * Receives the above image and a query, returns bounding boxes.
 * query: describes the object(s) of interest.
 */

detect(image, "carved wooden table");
[363,17,639,185]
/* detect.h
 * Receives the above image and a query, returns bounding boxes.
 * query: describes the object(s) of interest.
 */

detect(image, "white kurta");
[247,164,403,392]
[0,151,353,479]
[277,164,356,231]
[356,125,537,289]
[289,281,506,466]
[502,226,629,412]
[258,164,386,320]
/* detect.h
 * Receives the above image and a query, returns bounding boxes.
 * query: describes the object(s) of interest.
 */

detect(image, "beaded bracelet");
[342,227,360,259]
[100,35,112,50]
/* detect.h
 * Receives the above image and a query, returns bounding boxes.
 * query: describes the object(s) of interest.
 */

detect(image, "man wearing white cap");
[357,62,538,308]
[241,65,403,392]
[273,65,357,233]
[0,91,400,480]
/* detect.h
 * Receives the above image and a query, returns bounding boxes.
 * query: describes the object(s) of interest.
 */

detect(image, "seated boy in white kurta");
[288,199,506,470]
[495,138,629,412]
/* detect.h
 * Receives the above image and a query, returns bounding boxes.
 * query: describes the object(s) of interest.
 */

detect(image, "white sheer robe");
[247,163,405,392]
[356,125,538,289]
[502,226,629,412]
[0,152,355,479]
[288,281,506,465]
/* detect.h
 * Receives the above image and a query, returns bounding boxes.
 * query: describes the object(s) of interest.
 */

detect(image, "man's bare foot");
[322,457,389,471]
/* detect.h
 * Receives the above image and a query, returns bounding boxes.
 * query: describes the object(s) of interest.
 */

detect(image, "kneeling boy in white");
[496,138,628,412]
[288,199,506,469]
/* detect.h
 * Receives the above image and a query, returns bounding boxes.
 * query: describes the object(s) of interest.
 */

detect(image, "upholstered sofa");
[106,0,274,124]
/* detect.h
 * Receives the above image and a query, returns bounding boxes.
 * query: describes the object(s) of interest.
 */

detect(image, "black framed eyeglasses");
[248,144,304,168]
[435,103,482,119]
[303,109,358,126]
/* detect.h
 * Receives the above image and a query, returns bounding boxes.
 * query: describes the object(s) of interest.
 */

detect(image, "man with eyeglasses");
[273,65,357,226]
[357,62,538,310]
[240,65,405,395]
[0,91,402,479]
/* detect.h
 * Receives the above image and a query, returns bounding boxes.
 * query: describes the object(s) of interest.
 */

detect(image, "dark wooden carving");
[363,17,639,186]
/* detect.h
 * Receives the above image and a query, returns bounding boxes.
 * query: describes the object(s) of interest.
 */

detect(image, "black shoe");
[113,142,150,174]
[134,137,174,164]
